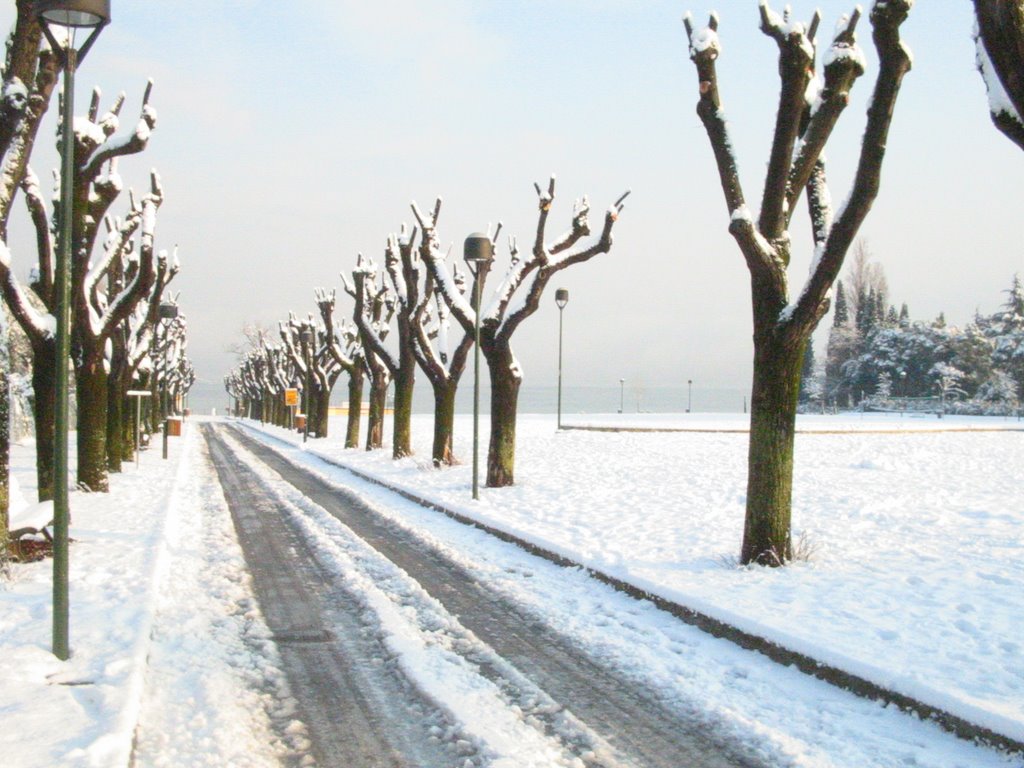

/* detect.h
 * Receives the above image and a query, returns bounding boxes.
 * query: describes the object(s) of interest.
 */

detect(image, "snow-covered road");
[213,421,1018,768]
[210,423,765,767]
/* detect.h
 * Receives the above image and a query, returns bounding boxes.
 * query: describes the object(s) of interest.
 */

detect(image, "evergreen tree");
[833,281,850,327]
[899,302,910,327]
[798,341,816,403]
[886,305,899,326]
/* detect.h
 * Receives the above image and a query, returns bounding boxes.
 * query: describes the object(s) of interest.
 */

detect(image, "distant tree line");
[803,251,1022,414]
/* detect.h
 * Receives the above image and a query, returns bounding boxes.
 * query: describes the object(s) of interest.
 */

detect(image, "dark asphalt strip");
[205,426,454,768]
[223,423,768,768]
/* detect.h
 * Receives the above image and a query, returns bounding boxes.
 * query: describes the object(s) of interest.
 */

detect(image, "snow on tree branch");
[973,2,1024,151]
[82,80,156,181]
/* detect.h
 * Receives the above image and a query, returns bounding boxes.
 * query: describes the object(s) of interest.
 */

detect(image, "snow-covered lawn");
[252,410,1024,746]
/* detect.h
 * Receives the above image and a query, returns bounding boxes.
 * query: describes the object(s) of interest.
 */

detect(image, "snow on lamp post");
[35,0,110,662]
[555,289,569,429]
[464,233,493,501]
[301,328,313,443]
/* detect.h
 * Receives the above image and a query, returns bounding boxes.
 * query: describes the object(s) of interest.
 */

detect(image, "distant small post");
[464,233,494,500]
[619,378,625,414]
[687,379,693,413]
[126,390,151,467]
[555,289,569,429]
[301,328,313,443]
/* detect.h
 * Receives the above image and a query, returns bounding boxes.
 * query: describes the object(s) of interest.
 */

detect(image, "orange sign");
[284,388,299,406]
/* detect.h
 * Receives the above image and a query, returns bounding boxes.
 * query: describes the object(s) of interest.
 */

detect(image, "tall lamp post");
[687,379,693,413]
[36,0,111,662]
[555,289,568,429]
[464,233,493,500]
[619,378,624,414]
[300,328,312,443]
[157,303,178,460]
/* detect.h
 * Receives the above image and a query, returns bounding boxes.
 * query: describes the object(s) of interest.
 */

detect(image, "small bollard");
[162,419,169,459]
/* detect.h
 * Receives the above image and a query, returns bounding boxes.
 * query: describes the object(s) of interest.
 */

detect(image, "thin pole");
[472,274,481,500]
[557,307,564,429]
[135,396,141,468]
[303,349,310,443]
[53,45,77,661]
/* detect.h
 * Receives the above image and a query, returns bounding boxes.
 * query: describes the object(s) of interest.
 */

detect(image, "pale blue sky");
[2,1,1020,400]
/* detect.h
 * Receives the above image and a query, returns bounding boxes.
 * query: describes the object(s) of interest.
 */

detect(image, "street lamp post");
[555,289,568,429]
[158,302,177,460]
[35,0,111,662]
[687,379,693,413]
[301,328,313,443]
[464,233,493,500]
[619,378,624,414]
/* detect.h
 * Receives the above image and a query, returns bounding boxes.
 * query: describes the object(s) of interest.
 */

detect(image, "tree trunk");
[30,342,55,502]
[75,356,110,493]
[315,388,331,438]
[485,344,521,487]
[391,366,414,459]
[741,330,805,565]
[431,382,457,467]
[345,372,362,449]
[366,370,387,451]
[105,372,124,473]
[0,365,9,568]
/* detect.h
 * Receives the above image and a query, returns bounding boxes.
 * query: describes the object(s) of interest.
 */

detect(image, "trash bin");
[167,416,183,436]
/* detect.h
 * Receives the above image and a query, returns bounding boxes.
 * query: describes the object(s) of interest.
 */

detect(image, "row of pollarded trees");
[0,5,192,565]
[227,179,628,486]
[228,0,1017,570]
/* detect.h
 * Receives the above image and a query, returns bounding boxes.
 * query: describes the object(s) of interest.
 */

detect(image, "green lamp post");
[35,0,111,661]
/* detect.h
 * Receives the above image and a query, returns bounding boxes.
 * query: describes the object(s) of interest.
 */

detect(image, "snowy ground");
[0,427,310,768]
[246,411,1024,747]
[0,412,1021,767]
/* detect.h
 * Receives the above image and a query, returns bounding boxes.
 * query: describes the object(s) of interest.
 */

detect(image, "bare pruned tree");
[411,198,492,467]
[343,256,395,451]
[69,81,161,491]
[346,224,421,459]
[974,1,1024,151]
[0,3,60,505]
[683,1,912,564]
[423,176,627,487]
[315,287,364,448]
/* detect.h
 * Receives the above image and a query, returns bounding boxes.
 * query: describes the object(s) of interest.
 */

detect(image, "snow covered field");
[1,411,1021,766]
[249,410,1024,746]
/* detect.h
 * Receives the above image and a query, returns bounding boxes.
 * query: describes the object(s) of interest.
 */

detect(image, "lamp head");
[463,233,493,272]
[158,302,178,320]
[35,0,109,27]
[34,1,110,62]
[555,288,569,309]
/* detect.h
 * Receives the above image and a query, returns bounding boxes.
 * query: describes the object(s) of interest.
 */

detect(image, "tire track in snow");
[220,423,766,768]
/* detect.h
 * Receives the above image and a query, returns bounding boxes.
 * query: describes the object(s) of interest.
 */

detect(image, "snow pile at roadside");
[0,426,304,768]
[249,410,1024,745]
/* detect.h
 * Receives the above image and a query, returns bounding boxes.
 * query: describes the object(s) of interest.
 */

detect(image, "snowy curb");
[234,420,1024,758]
